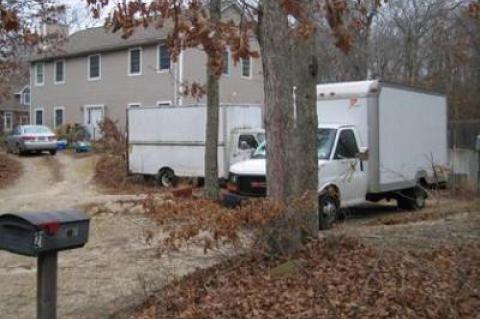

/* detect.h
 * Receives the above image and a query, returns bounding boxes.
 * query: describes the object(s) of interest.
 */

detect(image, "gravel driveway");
[0,152,221,318]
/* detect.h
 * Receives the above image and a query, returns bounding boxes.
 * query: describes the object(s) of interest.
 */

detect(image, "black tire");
[318,193,340,230]
[397,186,427,210]
[16,143,24,156]
[157,168,178,188]
[49,150,57,155]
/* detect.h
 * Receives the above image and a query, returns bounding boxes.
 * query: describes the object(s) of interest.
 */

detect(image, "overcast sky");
[59,0,112,33]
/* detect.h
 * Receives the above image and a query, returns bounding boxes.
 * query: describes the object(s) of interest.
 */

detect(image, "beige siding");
[31,44,176,130]
[31,39,264,131]
[182,44,264,106]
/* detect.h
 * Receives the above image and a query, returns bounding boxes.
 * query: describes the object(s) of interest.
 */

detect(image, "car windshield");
[23,126,52,134]
[251,128,337,160]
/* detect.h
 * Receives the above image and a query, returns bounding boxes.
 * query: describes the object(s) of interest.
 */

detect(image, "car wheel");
[318,193,339,230]
[49,150,57,156]
[15,143,24,156]
[156,168,178,188]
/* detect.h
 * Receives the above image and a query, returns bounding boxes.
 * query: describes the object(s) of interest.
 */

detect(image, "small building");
[0,82,30,134]
[29,3,264,138]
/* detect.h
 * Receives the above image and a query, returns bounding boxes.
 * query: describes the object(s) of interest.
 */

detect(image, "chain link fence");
[448,119,480,189]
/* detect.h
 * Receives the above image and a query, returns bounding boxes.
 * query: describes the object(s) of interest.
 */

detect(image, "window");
[35,63,44,86]
[158,44,170,71]
[334,129,359,159]
[317,128,337,160]
[22,87,30,105]
[35,108,44,125]
[238,135,258,150]
[128,48,142,75]
[157,101,172,107]
[4,112,13,131]
[241,57,251,78]
[223,50,230,75]
[128,103,141,108]
[88,54,101,80]
[54,60,65,83]
[54,107,64,128]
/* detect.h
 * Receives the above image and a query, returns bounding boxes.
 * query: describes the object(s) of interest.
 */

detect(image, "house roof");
[30,1,243,63]
[0,79,29,111]
[30,21,173,62]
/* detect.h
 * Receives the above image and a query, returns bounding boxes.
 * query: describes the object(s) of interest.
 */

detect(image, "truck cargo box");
[127,104,263,182]
[317,81,447,194]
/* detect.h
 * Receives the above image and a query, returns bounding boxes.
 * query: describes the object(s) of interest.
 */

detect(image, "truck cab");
[228,124,368,204]
[228,128,265,168]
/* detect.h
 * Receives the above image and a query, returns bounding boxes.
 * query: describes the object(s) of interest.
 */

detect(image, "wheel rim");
[416,192,425,208]
[161,172,172,187]
[321,200,337,225]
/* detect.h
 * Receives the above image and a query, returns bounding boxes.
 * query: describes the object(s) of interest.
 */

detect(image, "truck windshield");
[251,128,337,160]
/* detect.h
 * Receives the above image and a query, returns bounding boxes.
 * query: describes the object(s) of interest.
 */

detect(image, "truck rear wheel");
[157,168,178,188]
[318,193,339,230]
[397,186,427,210]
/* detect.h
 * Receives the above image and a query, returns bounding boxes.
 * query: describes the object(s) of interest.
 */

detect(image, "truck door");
[331,128,368,205]
[230,133,259,166]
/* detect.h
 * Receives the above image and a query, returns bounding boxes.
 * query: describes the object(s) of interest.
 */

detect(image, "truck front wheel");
[397,186,427,210]
[157,168,178,188]
[318,193,339,230]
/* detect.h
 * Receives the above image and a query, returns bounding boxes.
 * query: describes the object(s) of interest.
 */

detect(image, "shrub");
[0,134,6,150]
[94,117,126,156]
[55,123,90,145]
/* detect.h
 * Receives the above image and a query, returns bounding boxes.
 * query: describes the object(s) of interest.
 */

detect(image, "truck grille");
[237,175,267,197]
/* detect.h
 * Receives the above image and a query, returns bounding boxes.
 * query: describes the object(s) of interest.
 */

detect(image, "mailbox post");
[0,210,90,319]
[38,251,58,319]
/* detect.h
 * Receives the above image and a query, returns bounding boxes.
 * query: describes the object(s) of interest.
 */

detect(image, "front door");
[329,128,368,206]
[85,106,103,140]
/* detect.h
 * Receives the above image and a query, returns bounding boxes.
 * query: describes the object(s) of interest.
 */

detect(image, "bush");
[94,117,126,156]
[0,134,6,150]
[55,123,90,145]
[94,118,128,190]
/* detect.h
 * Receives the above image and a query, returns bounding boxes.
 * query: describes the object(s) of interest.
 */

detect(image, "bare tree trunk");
[258,0,319,254]
[204,0,221,199]
[291,28,319,239]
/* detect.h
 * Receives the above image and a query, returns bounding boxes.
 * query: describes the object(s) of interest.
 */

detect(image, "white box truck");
[226,81,448,228]
[127,104,264,186]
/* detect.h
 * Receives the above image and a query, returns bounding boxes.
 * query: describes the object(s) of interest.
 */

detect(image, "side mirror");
[357,147,369,161]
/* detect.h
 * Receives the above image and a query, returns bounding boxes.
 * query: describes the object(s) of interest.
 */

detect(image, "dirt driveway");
[0,152,221,319]
[0,151,478,318]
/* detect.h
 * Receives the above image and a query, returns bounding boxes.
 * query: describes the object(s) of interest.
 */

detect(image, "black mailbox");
[0,210,90,257]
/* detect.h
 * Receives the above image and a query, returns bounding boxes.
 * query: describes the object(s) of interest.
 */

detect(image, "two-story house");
[0,80,30,134]
[29,4,264,138]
